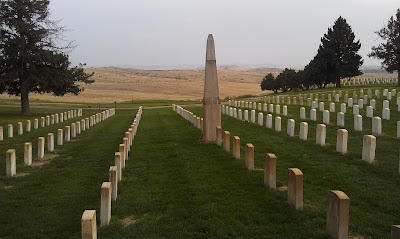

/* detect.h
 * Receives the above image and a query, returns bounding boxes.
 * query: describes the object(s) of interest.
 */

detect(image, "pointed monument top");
[206,34,216,61]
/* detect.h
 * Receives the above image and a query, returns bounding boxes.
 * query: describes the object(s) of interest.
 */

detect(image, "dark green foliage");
[261,69,304,93]
[368,9,400,87]
[260,73,276,92]
[262,17,362,94]
[313,16,363,88]
[275,68,299,92]
[303,56,329,89]
[0,0,94,115]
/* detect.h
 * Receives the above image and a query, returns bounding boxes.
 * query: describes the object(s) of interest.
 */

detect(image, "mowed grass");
[98,108,326,239]
[199,88,400,238]
[1,89,400,238]
[0,108,137,239]
[0,98,200,109]
[202,107,399,239]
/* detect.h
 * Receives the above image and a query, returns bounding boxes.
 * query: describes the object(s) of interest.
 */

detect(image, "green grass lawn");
[0,108,136,238]
[99,105,398,239]
[0,98,200,109]
[1,87,400,238]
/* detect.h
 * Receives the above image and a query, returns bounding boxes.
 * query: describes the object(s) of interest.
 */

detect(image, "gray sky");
[50,0,399,69]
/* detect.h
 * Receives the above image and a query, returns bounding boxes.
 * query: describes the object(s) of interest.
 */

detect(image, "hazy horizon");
[50,0,399,69]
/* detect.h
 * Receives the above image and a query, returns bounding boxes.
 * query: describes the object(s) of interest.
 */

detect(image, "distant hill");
[360,66,389,74]
[247,67,284,74]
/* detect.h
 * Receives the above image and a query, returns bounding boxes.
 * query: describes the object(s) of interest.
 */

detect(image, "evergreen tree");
[260,73,274,91]
[315,16,363,88]
[368,9,400,87]
[0,0,94,115]
[304,56,329,89]
[275,68,297,92]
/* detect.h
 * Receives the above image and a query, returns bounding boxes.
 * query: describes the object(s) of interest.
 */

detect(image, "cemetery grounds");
[0,84,400,238]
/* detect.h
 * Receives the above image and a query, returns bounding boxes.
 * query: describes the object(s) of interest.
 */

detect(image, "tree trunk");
[397,71,400,87]
[336,78,341,88]
[21,86,30,116]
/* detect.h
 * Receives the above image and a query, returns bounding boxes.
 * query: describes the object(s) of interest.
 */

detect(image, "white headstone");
[26,120,31,132]
[316,124,326,146]
[397,121,400,139]
[370,99,376,109]
[283,106,288,116]
[383,100,389,109]
[362,135,376,163]
[337,112,345,127]
[38,137,45,159]
[358,99,364,109]
[24,143,32,166]
[6,149,16,177]
[310,109,317,121]
[276,105,281,115]
[382,108,390,120]
[353,105,359,115]
[348,98,353,107]
[258,113,264,126]
[372,117,382,136]
[244,110,249,121]
[340,103,347,113]
[275,116,281,132]
[330,102,335,112]
[323,110,330,124]
[300,107,306,119]
[354,115,362,131]
[251,110,256,123]
[266,114,273,128]
[319,102,324,112]
[8,124,13,138]
[312,101,317,109]
[336,129,348,154]
[299,122,308,140]
[366,106,373,118]
[47,133,54,152]
[287,119,295,137]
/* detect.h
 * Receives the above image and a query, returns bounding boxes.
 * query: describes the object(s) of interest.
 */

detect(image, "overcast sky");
[49,0,398,69]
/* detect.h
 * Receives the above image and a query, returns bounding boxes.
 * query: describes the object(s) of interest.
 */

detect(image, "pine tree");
[0,0,94,115]
[260,73,274,91]
[368,9,400,87]
[314,16,363,88]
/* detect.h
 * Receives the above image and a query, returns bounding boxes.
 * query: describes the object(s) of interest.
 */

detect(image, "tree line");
[261,10,400,93]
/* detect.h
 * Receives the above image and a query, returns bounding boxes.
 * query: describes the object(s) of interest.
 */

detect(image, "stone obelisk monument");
[203,34,221,143]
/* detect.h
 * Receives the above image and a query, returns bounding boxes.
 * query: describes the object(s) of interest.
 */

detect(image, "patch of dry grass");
[0,67,394,103]
[0,67,268,103]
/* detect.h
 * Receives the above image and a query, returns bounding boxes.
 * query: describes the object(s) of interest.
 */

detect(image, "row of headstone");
[342,77,398,86]
[301,107,399,137]
[260,87,399,107]
[215,124,358,238]
[176,104,400,238]
[225,100,400,139]
[230,99,398,137]
[5,109,115,177]
[173,105,204,132]
[0,109,84,141]
[81,107,141,238]
[232,97,398,120]
[224,106,379,164]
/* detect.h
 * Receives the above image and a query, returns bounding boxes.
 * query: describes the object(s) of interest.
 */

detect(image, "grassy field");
[0,98,199,109]
[0,107,136,238]
[1,86,400,238]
